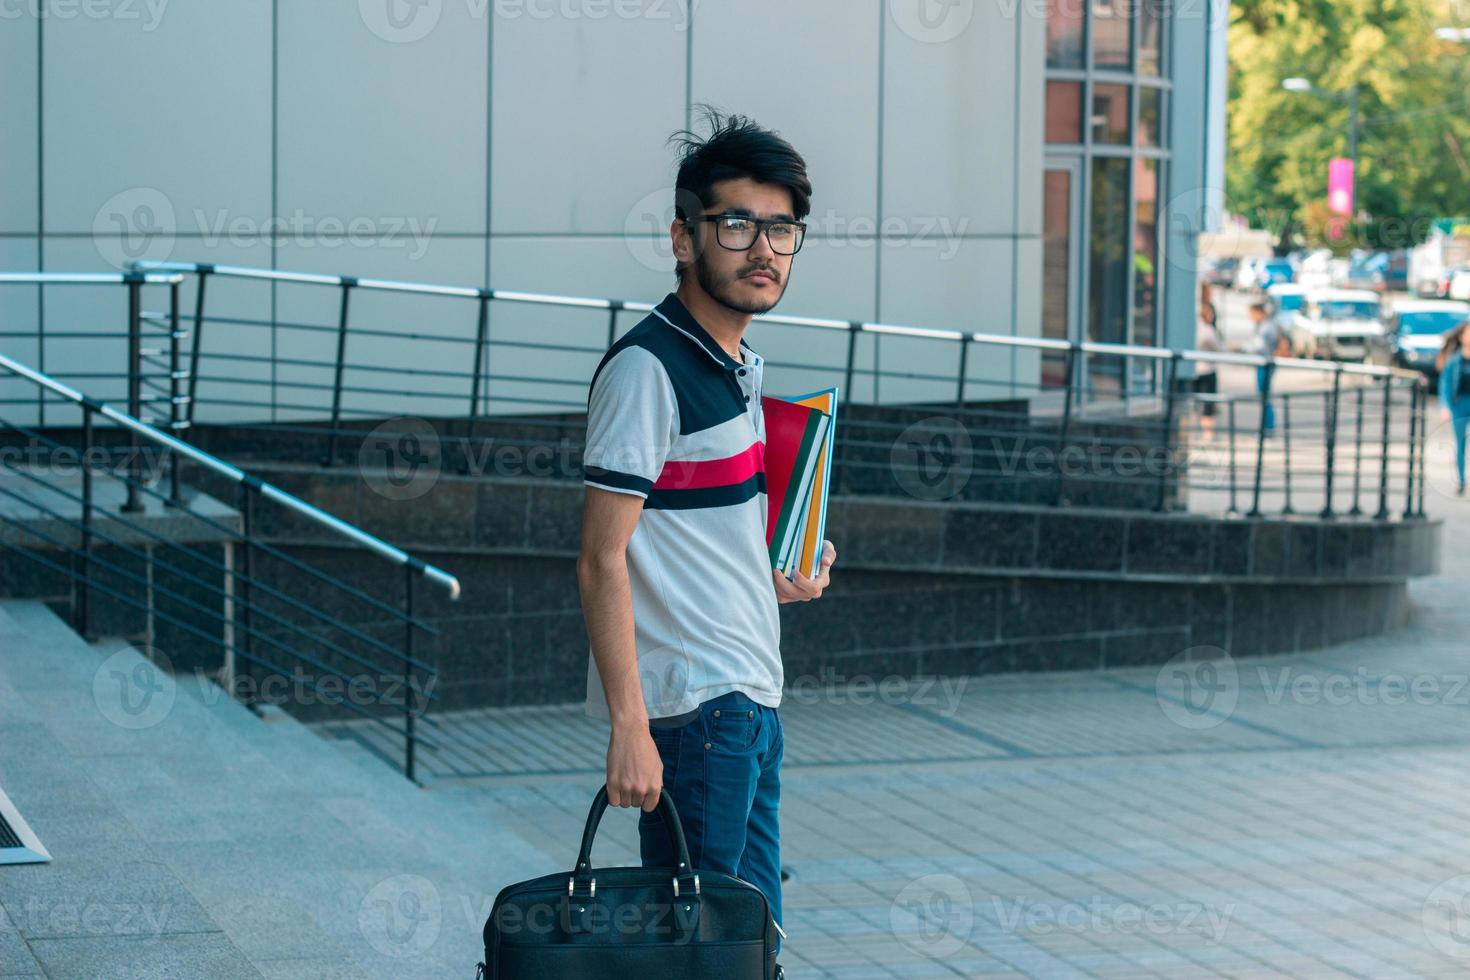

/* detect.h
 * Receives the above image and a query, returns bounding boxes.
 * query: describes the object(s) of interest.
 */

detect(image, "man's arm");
[577,485,666,812]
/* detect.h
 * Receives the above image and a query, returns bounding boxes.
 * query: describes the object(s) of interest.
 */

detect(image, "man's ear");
[670,217,693,269]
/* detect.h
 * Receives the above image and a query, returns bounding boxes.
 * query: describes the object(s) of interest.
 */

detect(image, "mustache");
[740,265,780,283]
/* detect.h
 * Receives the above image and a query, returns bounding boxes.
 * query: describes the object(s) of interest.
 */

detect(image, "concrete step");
[0,598,562,979]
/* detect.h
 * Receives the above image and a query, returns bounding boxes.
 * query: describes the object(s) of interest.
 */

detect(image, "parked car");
[1266,283,1308,330]
[1234,256,1264,292]
[1285,288,1387,361]
[1200,256,1239,288]
[1386,299,1470,377]
[1295,248,1335,289]
[1340,250,1411,293]
[1448,266,1470,301]
[1371,250,1410,293]
[1254,257,1295,291]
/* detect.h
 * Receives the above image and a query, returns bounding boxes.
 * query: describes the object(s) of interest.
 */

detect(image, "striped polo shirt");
[581,292,783,722]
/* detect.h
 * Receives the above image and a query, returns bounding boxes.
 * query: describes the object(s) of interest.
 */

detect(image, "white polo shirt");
[581,292,783,721]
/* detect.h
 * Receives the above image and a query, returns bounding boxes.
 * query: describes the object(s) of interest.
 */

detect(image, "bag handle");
[570,785,698,898]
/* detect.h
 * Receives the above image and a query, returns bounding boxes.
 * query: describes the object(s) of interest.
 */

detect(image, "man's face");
[674,177,798,316]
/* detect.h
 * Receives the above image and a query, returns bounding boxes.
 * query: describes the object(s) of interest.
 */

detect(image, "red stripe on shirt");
[653,441,765,490]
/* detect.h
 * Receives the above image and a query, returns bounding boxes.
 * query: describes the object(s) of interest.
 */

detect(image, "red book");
[760,395,829,567]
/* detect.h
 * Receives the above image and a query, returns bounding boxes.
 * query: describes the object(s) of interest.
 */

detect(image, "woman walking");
[1436,321,1470,495]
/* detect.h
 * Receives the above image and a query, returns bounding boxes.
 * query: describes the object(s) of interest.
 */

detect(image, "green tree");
[1228,0,1470,252]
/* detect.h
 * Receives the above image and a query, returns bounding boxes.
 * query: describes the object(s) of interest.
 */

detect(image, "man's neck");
[676,282,749,363]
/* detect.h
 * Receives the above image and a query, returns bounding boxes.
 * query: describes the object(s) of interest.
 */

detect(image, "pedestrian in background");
[1193,282,1224,441]
[1436,320,1470,495]
[1248,300,1287,435]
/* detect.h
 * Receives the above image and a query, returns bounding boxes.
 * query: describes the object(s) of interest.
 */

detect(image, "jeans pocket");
[709,702,760,752]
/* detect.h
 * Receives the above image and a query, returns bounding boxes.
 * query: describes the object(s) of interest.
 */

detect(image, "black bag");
[478,784,779,978]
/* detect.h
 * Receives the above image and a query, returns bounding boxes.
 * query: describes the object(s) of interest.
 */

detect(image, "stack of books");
[760,387,838,581]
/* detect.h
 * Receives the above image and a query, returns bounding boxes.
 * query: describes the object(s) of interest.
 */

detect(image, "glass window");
[1089,157,1131,394]
[1043,168,1075,389]
[1046,0,1085,68]
[1092,0,1133,71]
[1138,87,1163,147]
[1046,81,1084,144]
[1132,157,1159,348]
[1092,84,1130,144]
[1138,0,1166,76]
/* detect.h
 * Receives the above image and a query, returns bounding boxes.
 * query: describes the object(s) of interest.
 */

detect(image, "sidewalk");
[391,489,1470,977]
[2,495,1464,977]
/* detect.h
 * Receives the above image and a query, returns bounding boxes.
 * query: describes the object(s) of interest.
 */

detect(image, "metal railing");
[0,261,1435,520]
[0,349,461,780]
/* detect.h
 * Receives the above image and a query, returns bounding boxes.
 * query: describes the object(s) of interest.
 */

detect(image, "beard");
[693,251,788,316]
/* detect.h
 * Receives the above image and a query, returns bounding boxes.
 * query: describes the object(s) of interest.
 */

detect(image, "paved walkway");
[2,488,1465,976]
[308,484,1470,977]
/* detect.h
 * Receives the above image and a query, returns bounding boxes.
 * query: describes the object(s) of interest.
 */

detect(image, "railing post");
[605,300,623,351]
[1226,398,1239,515]
[1155,352,1182,512]
[77,407,95,640]
[1053,344,1080,507]
[1375,376,1393,520]
[1417,379,1429,517]
[1280,392,1294,515]
[954,335,969,407]
[166,279,185,508]
[324,278,357,468]
[836,321,860,494]
[1248,360,1271,518]
[236,481,255,701]
[122,273,145,513]
[403,563,417,783]
[1321,367,1343,519]
[1403,379,1420,520]
[1349,385,1366,516]
[462,291,492,475]
[186,264,213,433]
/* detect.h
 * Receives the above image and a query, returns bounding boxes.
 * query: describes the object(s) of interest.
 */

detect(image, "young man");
[577,110,836,971]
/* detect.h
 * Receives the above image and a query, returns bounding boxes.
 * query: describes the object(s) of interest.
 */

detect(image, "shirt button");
[744,395,750,402]
[713,709,721,717]
[738,369,746,376]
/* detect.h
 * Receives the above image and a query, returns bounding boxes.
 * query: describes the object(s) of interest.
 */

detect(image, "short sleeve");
[583,346,680,499]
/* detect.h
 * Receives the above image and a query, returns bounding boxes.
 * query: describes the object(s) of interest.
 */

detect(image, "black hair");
[1248,301,1269,315]
[667,106,812,280]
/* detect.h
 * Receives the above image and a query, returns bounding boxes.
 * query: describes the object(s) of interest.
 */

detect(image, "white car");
[1234,256,1264,292]
[1448,267,1470,301]
[1286,289,1386,361]
[1266,283,1308,330]
[1388,299,1469,375]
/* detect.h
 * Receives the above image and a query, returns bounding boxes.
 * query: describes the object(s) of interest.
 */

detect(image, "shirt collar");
[653,293,758,372]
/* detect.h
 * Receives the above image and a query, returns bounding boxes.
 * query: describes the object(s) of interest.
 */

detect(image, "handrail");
[0,350,462,602]
[126,260,1423,381]
[0,272,185,285]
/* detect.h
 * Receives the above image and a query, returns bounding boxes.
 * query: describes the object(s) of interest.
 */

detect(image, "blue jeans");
[639,690,784,956]
[1455,415,1469,486]
[1256,364,1276,433]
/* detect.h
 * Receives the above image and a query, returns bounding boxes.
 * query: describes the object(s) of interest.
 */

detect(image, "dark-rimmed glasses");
[687,212,806,255]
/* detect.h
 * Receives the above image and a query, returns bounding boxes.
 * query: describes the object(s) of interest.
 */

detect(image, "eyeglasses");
[687,212,806,256]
